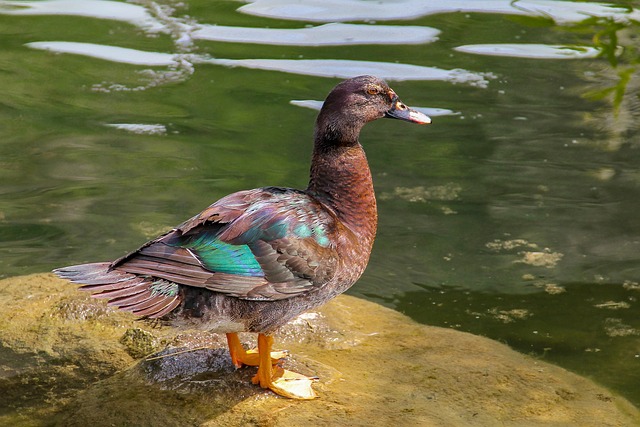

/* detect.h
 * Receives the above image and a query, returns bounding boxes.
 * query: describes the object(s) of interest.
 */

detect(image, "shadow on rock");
[55,347,262,426]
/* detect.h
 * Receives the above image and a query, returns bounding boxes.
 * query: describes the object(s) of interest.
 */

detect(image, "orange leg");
[252,333,318,400]
[253,333,278,387]
[225,332,287,368]
[226,332,249,368]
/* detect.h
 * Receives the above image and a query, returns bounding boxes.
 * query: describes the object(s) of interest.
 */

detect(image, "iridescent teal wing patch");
[174,233,264,277]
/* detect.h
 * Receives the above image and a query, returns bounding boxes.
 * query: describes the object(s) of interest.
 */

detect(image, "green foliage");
[572,15,640,116]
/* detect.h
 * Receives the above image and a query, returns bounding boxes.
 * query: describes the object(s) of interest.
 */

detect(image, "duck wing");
[55,187,341,317]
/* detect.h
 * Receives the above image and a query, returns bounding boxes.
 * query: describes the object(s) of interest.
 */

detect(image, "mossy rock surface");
[1,274,638,426]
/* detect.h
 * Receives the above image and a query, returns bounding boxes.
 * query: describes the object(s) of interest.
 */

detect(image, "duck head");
[315,75,430,146]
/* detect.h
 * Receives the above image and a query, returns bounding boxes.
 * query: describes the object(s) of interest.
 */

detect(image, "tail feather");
[107,288,157,307]
[133,297,180,318]
[53,262,182,319]
[89,280,147,299]
[53,262,114,281]
[148,297,180,317]
[78,277,146,293]
[118,294,170,312]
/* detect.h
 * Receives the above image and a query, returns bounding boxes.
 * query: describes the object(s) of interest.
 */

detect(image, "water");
[1,0,639,407]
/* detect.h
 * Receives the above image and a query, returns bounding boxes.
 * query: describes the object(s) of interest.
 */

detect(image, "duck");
[54,75,430,400]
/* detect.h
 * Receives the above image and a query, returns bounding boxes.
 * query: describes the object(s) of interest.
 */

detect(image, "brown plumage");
[54,75,430,399]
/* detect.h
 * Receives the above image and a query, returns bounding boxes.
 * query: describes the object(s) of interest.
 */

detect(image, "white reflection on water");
[192,22,440,46]
[291,100,458,118]
[4,0,636,27]
[26,41,182,66]
[239,0,640,24]
[454,44,601,59]
[25,41,493,87]
[8,0,629,92]
[0,0,165,32]
[1,0,438,46]
[105,124,168,135]
[207,58,493,86]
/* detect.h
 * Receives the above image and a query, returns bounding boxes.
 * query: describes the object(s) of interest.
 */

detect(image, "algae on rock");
[0,273,638,426]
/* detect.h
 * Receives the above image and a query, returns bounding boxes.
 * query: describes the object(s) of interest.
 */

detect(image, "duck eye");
[367,87,379,95]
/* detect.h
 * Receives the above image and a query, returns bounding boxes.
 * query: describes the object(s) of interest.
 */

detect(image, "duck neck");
[306,125,378,247]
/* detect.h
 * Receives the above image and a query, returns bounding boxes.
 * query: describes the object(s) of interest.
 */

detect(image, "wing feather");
[55,187,342,317]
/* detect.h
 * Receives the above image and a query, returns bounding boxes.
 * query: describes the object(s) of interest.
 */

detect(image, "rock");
[0,273,638,426]
[119,327,164,359]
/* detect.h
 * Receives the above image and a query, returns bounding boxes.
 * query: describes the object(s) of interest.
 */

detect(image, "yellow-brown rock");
[0,274,638,426]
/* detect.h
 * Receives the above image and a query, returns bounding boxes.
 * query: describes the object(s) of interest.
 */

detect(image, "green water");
[1,0,639,407]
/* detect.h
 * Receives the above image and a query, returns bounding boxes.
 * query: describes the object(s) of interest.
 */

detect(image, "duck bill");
[385,98,431,125]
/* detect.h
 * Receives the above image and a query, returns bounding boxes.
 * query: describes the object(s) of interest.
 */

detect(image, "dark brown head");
[315,75,430,147]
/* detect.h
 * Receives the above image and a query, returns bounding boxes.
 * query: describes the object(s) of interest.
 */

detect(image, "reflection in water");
[193,22,440,46]
[27,41,182,66]
[239,0,640,24]
[105,124,168,135]
[26,41,493,86]
[3,0,639,30]
[206,58,493,85]
[2,0,439,46]
[455,44,601,59]
[0,0,165,31]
